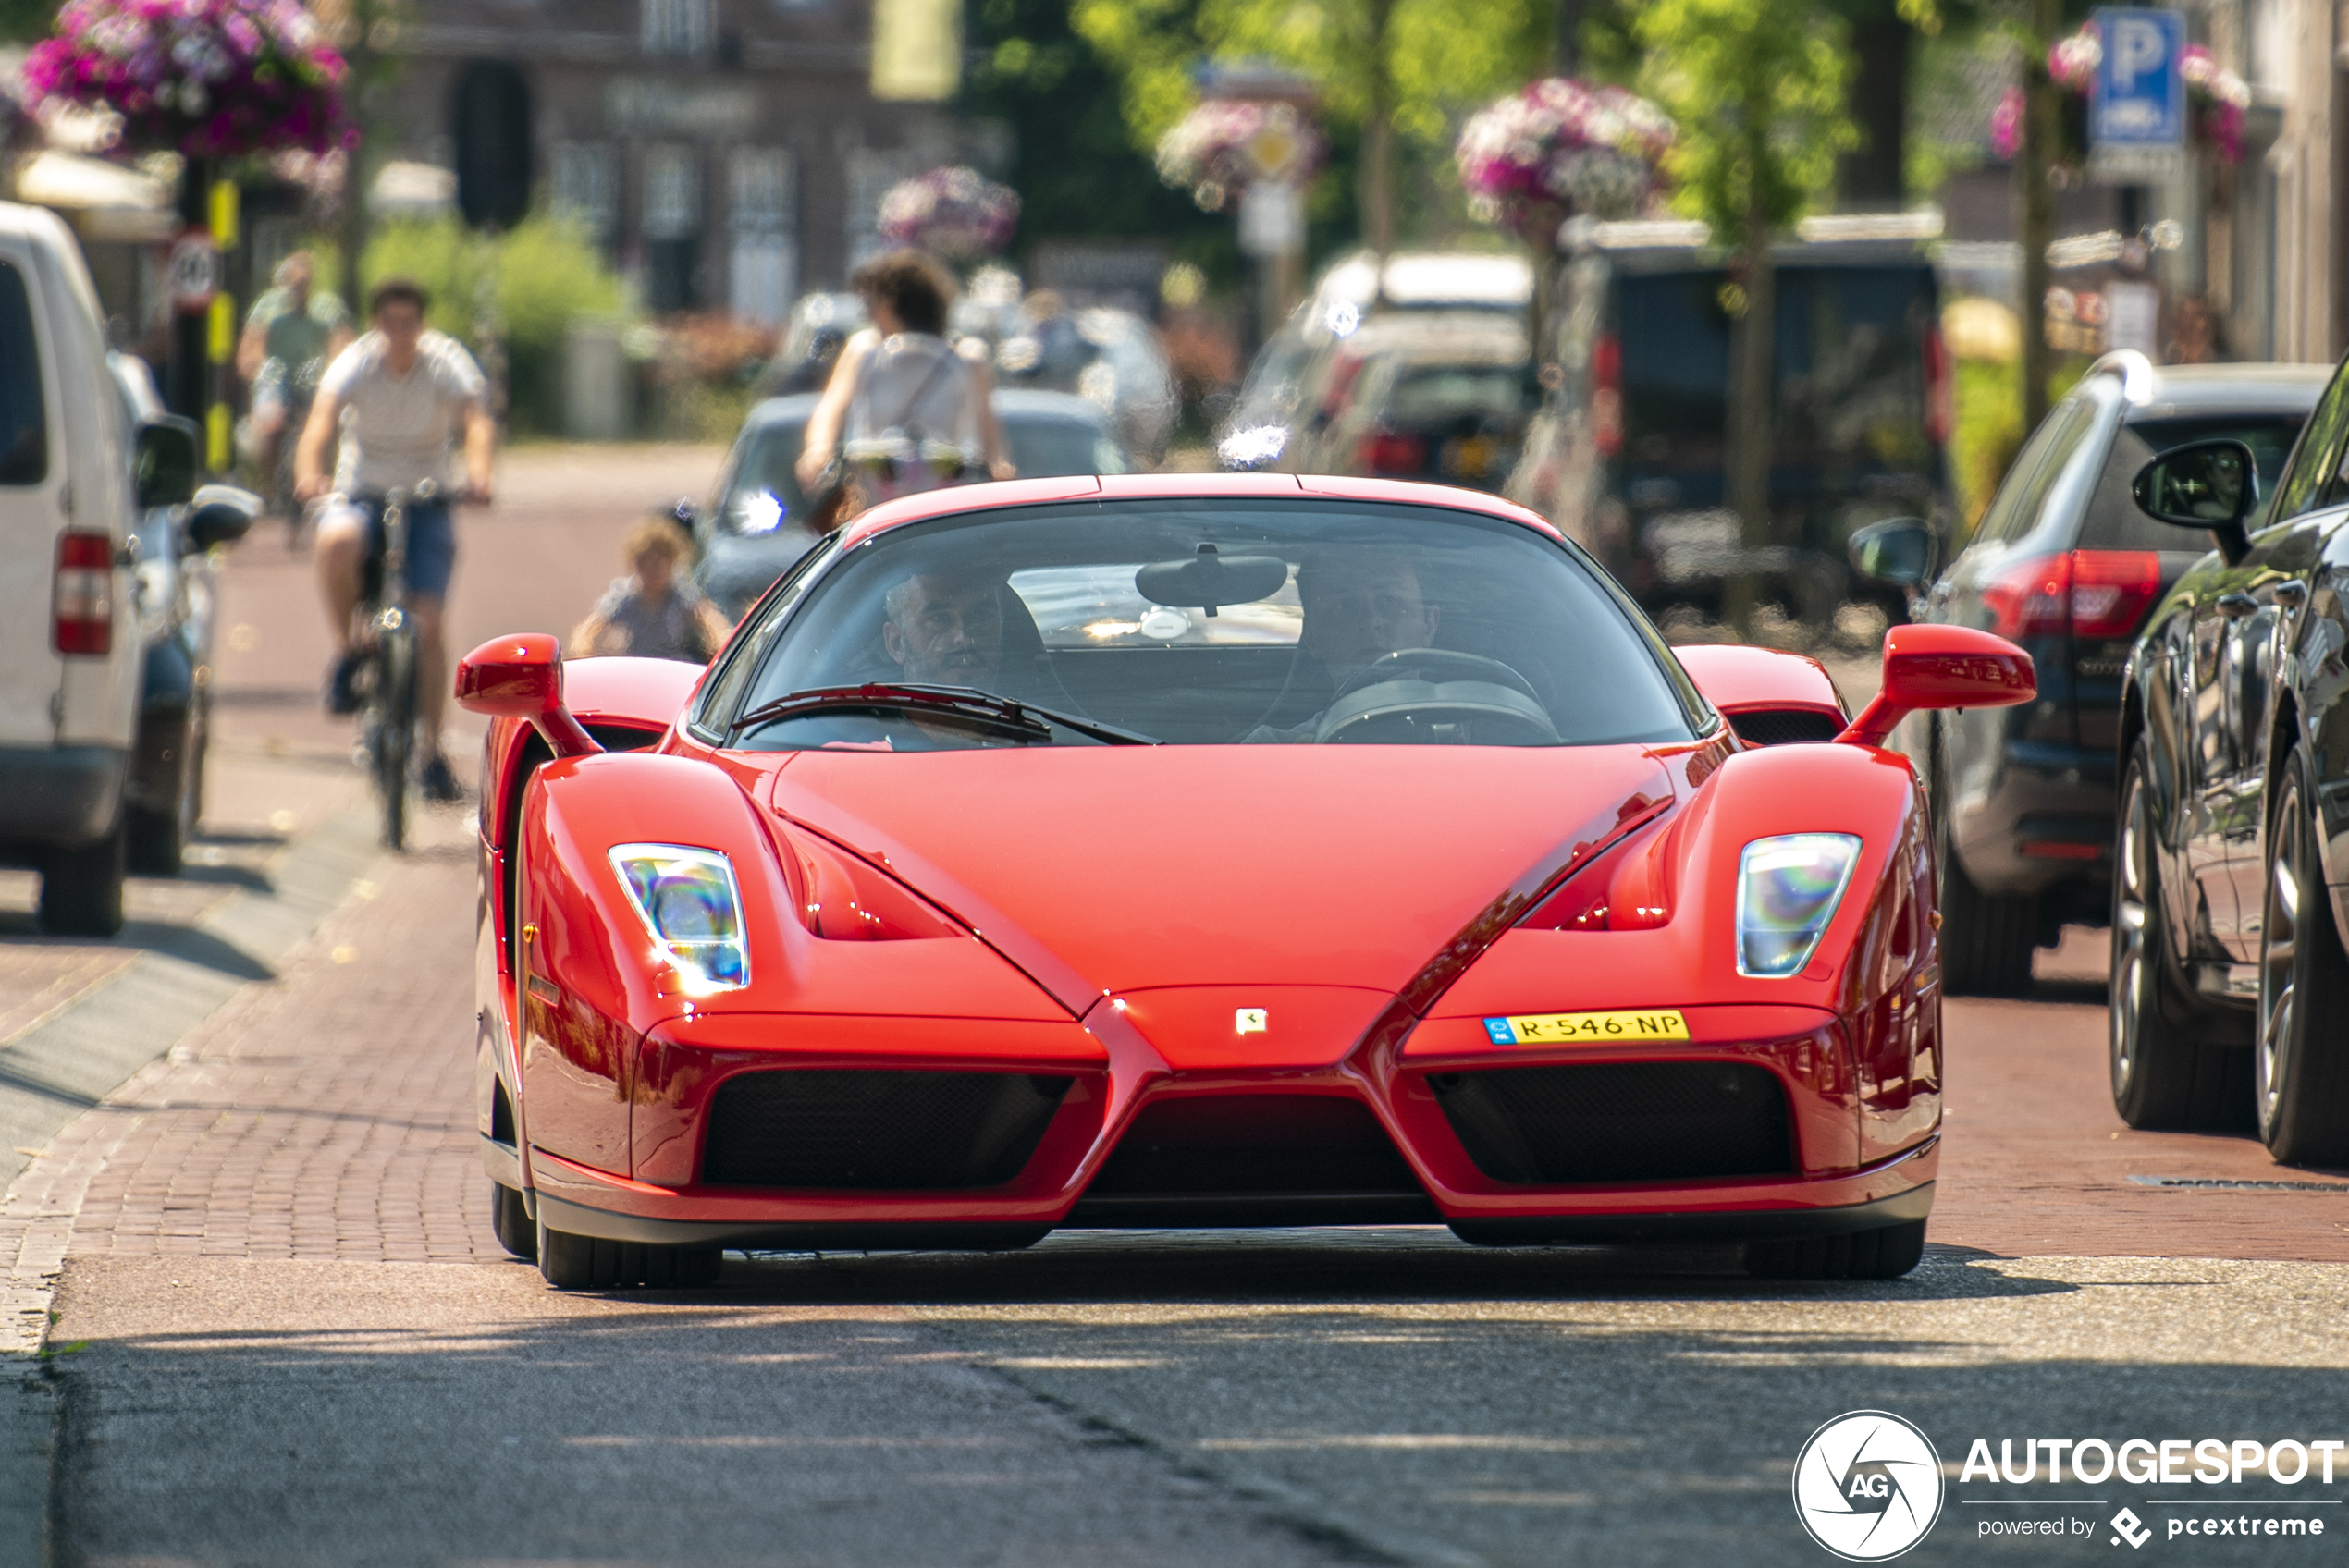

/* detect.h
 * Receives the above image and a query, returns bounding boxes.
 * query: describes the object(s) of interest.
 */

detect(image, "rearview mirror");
[132,416,200,508]
[1848,516,1934,588]
[454,632,603,757]
[182,484,260,551]
[2133,437,2256,565]
[1135,543,1290,617]
[1837,623,2036,748]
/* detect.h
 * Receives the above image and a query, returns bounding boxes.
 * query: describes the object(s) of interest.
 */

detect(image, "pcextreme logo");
[1792,1410,1947,1561]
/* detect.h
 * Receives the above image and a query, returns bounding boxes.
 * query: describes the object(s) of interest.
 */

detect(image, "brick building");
[364,0,967,322]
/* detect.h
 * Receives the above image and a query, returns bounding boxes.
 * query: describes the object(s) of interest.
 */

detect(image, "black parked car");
[692,389,1134,619]
[2106,349,2349,1161]
[1852,354,2323,995]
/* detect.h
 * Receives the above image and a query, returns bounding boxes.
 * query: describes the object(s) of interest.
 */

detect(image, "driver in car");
[882,568,1006,687]
[1246,550,1440,742]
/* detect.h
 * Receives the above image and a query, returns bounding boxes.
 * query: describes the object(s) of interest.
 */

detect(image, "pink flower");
[1989,86,2023,159]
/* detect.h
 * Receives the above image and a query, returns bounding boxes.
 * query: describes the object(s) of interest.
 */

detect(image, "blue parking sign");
[2092,7,2185,148]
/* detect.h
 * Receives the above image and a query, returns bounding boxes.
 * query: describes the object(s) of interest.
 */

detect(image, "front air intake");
[700,1070,1072,1190]
[1429,1061,1794,1185]
[1069,1094,1438,1226]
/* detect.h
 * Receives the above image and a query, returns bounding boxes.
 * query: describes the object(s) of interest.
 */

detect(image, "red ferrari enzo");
[458,473,2032,1290]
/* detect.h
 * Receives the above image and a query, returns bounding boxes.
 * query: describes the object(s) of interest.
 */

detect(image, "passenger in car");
[881,568,1009,687]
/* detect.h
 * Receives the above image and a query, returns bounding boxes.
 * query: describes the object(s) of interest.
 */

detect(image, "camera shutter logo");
[1791,1410,1945,1561]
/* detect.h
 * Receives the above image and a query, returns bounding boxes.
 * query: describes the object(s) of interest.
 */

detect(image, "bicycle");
[345,481,435,851]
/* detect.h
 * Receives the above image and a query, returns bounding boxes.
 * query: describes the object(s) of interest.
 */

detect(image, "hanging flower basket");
[876,165,1020,262]
[22,0,350,162]
[1456,78,1675,243]
[1991,26,2250,165]
[1156,99,1325,214]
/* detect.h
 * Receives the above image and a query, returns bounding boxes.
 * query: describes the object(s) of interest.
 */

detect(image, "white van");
[0,202,200,935]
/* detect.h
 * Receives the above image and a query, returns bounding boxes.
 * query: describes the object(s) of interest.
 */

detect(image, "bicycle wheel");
[377,622,415,850]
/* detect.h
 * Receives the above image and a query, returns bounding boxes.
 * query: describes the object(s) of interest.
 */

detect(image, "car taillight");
[53,531,115,655]
[1980,550,2162,641]
[1923,323,1952,446]
[1593,332,1623,458]
[1359,433,1426,474]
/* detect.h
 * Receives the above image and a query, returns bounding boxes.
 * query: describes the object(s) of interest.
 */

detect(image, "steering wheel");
[1314,649,1560,746]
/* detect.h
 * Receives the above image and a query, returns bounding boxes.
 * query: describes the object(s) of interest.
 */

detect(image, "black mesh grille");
[1086,1095,1423,1197]
[1728,708,1841,745]
[701,1070,1073,1190]
[1430,1061,1794,1184]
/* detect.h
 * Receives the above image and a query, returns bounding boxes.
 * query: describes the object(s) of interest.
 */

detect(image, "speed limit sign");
[168,229,217,314]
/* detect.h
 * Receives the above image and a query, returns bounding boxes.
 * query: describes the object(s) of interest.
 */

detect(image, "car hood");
[768,745,1672,1006]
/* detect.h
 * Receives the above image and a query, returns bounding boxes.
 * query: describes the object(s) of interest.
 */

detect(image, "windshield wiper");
[732,683,1158,746]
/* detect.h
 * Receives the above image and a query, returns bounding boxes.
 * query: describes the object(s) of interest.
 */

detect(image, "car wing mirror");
[132,415,201,508]
[182,484,260,551]
[2133,437,2257,566]
[455,633,603,758]
[1847,516,1936,590]
[1837,623,2035,748]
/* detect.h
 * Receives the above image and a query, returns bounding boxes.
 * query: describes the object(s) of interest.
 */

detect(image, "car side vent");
[1429,1061,1794,1185]
[1728,708,1842,746]
[700,1070,1072,1190]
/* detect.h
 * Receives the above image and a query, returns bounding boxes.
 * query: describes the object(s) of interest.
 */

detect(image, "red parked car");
[457,473,2031,1289]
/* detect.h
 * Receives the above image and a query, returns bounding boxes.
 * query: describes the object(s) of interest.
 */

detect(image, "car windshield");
[722,498,1701,750]
[718,410,1128,535]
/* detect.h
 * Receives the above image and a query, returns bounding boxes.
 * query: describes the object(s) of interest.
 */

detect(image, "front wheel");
[2256,747,2349,1165]
[489,1182,536,1261]
[535,1217,722,1290]
[2110,746,2243,1130]
[1745,1220,1926,1280]
[374,629,415,851]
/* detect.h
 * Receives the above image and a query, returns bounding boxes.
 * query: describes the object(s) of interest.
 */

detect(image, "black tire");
[2111,746,2243,1130]
[1745,1220,1926,1280]
[2256,747,2349,1165]
[38,819,127,937]
[375,631,414,851]
[490,1182,537,1261]
[535,1217,721,1290]
[127,712,197,876]
[1932,743,2038,995]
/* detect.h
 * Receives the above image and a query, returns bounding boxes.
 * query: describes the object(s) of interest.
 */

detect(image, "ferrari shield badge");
[1235,1008,1269,1035]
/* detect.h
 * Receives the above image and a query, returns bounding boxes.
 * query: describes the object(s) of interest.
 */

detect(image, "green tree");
[0,0,55,43]
[1637,0,1854,630]
[1073,0,1550,256]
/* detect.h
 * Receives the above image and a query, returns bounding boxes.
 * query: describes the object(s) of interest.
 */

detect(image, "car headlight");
[609,844,748,994]
[1736,834,1861,978]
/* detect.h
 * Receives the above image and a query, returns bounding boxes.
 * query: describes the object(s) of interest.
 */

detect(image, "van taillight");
[1981,550,2161,641]
[1923,324,1952,446]
[54,531,115,655]
[1593,333,1623,458]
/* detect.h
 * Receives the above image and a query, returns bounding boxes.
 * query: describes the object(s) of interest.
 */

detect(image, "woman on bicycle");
[794,250,1015,517]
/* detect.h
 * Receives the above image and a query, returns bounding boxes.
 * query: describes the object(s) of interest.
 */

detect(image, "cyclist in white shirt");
[294,277,497,802]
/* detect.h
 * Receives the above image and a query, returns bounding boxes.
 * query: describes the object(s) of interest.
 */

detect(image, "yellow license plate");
[1482,1009,1690,1045]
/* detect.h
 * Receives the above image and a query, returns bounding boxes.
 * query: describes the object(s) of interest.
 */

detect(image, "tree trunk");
[1840,8,1909,209]
[1360,0,1396,262]
[337,0,375,315]
[2017,0,2059,432]
[1552,0,1580,73]
[1724,228,1776,637]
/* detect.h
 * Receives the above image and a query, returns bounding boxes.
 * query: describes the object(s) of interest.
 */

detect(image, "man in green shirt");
[238,251,351,513]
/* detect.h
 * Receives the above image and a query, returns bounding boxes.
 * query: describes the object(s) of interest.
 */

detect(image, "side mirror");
[132,416,201,508]
[2133,437,2257,567]
[1848,516,1935,589]
[454,632,603,758]
[1837,623,2036,748]
[182,484,260,551]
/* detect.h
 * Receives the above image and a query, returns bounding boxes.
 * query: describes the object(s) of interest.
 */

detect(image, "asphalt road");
[12,447,2349,1566]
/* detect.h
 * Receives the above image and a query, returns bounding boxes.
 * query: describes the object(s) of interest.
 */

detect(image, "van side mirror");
[2133,437,2257,566]
[455,633,604,758]
[1837,623,2036,748]
[132,416,201,508]
[182,484,260,551]
[1848,516,1936,588]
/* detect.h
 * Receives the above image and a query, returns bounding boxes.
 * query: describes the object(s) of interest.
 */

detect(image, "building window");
[552,141,618,244]
[643,0,714,56]
[728,147,796,326]
[643,142,702,312]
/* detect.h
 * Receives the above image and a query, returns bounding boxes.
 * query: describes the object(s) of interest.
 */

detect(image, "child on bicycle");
[568,515,734,663]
